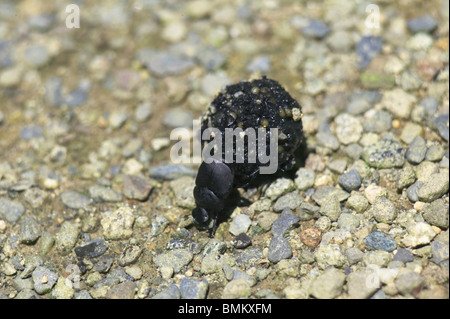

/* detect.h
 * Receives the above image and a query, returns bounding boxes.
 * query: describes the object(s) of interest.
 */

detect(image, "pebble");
[232,233,252,249]
[51,277,75,299]
[396,166,416,190]
[406,136,427,164]
[135,102,152,122]
[294,168,315,191]
[105,281,136,299]
[271,209,300,237]
[356,36,383,69]
[363,251,392,267]
[432,114,449,142]
[152,284,181,299]
[108,111,128,129]
[337,213,360,232]
[382,88,417,119]
[431,240,449,265]
[334,114,362,145]
[264,178,295,200]
[74,238,108,260]
[401,222,437,248]
[347,271,379,299]
[32,266,59,295]
[393,248,414,263]
[395,271,423,295]
[60,190,91,210]
[197,46,226,71]
[122,175,152,201]
[149,164,196,180]
[118,245,142,266]
[417,173,449,202]
[28,13,55,32]
[309,267,346,299]
[426,144,445,162]
[247,55,271,73]
[100,206,135,240]
[0,198,25,224]
[315,244,347,269]
[364,231,397,252]
[180,277,209,299]
[18,216,41,245]
[55,221,80,256]
[20,125,43,140]
[319,194,342,222]
[362,138,405,168]
[273,192,303,212]
[421,199,449,228]
[301,19,330,39]
[200,72,231,96]
[407,15,438,33]
[312,186,349,206]
[316,131,340,151]
[406,33,433,51]
[162,108,193,128]
[370,197,398,224]
[229,214,251,236]
[153,249,193,273]
[169,177,195,209]
[137,49,195,77]
[222,279,251,299]
[89,185,122,202]
[345,247,364,265]
[338,169,362,192]
[363,110,392,133]
[256,211,278,232]
[151,215,169,237]
[300,228,322,248]
[267,236,292,263]
[346,192,369,214]
[24,44,49,68]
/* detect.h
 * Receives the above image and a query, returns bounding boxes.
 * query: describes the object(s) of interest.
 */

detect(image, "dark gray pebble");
[364,231,397,252]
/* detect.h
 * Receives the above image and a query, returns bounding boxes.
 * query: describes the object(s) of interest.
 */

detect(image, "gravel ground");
[0,0,448,299]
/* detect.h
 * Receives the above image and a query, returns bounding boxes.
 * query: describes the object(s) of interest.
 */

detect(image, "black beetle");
[193,76,304,237]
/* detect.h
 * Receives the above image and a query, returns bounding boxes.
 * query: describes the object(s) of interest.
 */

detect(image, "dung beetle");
[193,76,304,237]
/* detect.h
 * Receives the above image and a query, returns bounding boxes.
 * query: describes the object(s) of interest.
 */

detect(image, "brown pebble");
[300,228,322,247]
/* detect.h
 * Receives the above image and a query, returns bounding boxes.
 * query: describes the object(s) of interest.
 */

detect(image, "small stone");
[431,240,449,264]
[314,244,346,269]
[362,138,405,168]
[313,186,349,206]
[314,216,331,233]
[406,136,427,164]
[401,222,437,248]
[20,125,43,140]
[19,216,41,244]
[396,166,416,190]
[89,185,122,202]
[137,49,195,77]
[222,279,251,299]
[268,236,292,263]
[152,284,181,299]
[426,144,445,162]
[74,238,108,260]
[273,192,302,212]
[265,178,295,200]
[122,175,152,201]
[395,271,423,295]
[169,176,196,209]
[229,214,251,236]
[407,15,438,33]
[105,282,137,299]
[417,173,449,202]
[370,197,398,224]
[356,36,383,69]
[316,131,340,151]
[135,102,152,122]
[347,271,379,299]
[51,277,75,299]
[432,114,449,142]
[362,251,392,267]
[24,44,49,67]
[364,184,387,204]
[338,169,362,192]
[363,110,392,133]
[346,192,369,213]
[39,232,55,256]
[382,88,417,119]
[406,180,423,202]
[364,231,397,252]
[180,277,209,299]
[294,168,315,191]
[101,206,135,240]
[337,213,360,232]
[401,123,423,144]
[108,111,128,129]
[345,247,364,265]
[309,267,346,299]
[422,199,449,229]
[247,55,270,73]
[149,164,196,181]
[393,248,414,263]
[32,266,59,295]
[256,212,278,232]
[60,191,91,210]
[300,228,322,248]
[151,215,169,237]
[153,249,193,273]
[118,245,142,266]
[327,159,347,175]
[319,194,341,222]
[406,32,433,50]
[271,209,300,237]
[334,114,362,145]
[162,108,193,128]
[55,222,80,256]
[198,46,226,71]
[232,233,252,249]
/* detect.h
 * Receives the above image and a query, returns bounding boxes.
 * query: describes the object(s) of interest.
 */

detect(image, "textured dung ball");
[201,76,304,186]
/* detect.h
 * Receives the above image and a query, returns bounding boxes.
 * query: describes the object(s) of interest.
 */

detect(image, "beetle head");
[192,206,211,228]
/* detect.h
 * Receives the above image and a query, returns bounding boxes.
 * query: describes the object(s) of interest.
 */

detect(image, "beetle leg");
[209,212,219,238]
